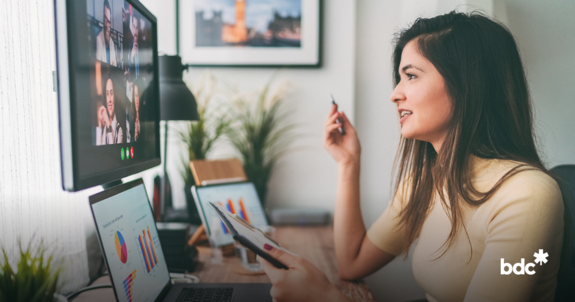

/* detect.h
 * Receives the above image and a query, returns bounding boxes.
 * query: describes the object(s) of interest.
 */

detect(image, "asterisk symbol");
[534,249,548,266]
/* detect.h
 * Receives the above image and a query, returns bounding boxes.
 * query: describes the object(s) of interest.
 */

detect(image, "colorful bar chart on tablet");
[238,198,250,223]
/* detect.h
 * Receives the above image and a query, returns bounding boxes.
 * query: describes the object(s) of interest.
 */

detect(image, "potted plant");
[0,241,63,302]
[178,72,230,224]
[227,75,297,208]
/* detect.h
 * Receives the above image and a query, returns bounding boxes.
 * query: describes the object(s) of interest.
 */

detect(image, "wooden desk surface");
[75,226,375,302]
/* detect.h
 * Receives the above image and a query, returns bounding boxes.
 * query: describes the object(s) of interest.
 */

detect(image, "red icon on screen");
[130,147,134,158]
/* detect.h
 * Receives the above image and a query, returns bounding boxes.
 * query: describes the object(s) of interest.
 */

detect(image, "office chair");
[550,165,575,302]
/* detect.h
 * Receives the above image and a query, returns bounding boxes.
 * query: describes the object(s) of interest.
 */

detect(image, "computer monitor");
[54,0,160,191]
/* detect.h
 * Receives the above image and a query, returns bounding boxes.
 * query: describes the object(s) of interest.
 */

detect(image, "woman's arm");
[335,160,395,280]
[324,107,395,280]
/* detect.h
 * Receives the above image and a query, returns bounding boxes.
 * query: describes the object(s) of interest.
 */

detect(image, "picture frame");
[178,0,322,68]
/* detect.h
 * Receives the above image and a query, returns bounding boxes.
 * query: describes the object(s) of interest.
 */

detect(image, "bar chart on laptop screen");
[136,226,159,274]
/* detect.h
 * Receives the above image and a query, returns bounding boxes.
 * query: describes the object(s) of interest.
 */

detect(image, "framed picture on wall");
[178,0,322,67]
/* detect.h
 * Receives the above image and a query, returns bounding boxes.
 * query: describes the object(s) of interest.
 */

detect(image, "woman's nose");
[390,84,405,103]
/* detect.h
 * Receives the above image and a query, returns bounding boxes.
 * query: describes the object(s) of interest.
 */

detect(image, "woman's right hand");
[98,106,109,128]
[324,104,361,165]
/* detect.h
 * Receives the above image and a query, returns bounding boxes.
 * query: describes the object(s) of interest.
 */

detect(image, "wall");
[505,0,575,167]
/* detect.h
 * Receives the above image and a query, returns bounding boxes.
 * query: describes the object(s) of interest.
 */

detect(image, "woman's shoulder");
[476,158,563,213]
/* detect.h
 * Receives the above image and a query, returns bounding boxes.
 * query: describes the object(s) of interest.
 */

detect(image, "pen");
[330,94,346,135]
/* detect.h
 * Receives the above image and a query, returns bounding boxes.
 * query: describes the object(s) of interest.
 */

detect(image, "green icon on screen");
[126,149,129,159]
[121,148,125,160]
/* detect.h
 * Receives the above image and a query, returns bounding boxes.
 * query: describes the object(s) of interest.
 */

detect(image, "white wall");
[505,0,575,167]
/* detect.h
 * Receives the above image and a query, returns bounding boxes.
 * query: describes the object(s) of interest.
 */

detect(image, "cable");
[64,273,199,301]
[65,284,113,301]
[87,272,109,286]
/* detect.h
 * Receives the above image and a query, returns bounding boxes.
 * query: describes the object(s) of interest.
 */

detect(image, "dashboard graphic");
[115,231,128,263]
[138,226,158,273]
[123,269,136,302]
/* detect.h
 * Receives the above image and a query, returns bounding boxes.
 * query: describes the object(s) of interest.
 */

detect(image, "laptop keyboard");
[176,287,234,302]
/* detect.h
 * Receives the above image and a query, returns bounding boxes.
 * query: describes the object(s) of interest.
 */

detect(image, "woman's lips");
[399,113,412,124]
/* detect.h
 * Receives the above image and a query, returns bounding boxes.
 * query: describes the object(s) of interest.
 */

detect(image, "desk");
[75,226,375,302]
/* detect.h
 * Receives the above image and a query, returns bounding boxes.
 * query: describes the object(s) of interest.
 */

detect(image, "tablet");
[192,182,269,246]
[208,202,288,270]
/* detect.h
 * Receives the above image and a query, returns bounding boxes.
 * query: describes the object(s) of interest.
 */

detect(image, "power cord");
[65,284,113,301]
[61,273,200,301]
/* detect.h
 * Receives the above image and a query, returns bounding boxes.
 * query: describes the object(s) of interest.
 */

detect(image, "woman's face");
[106,79,115,118]
[390,40,453,151]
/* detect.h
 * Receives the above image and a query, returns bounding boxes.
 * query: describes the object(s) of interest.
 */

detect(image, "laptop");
[89,178,272,302]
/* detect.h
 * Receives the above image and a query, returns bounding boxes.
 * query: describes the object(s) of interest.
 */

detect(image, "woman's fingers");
[325,124,341,135]
[261,244,299,282]
[325,111,340,127]
[326,103,337,119]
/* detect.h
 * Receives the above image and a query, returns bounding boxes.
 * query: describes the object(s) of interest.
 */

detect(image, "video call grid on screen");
[59,0,161,189]
[86,0,154,146]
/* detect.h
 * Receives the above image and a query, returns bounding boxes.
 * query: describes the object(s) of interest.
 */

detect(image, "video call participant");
[126,78,142,143]
[260,11,565,302]
[127,15,140,79]
[96,0,118,66]
[95,101,109,146]
[133,79,142,142]
[97,77,123,145]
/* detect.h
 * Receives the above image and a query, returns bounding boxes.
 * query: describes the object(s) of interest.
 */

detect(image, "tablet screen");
[193,182,268,246]
[210,202,283,251]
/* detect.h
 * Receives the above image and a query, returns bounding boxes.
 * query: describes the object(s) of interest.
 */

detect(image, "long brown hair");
[391,11,549,258]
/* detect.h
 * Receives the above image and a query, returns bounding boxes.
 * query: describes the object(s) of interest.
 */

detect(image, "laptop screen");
[193,182,268,246]
[90,179,170,302]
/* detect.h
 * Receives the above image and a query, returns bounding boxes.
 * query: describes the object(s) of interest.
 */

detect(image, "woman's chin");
[400,129,416,139]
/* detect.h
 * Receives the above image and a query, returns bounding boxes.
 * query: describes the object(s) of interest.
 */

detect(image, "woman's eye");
[407,73,416,80]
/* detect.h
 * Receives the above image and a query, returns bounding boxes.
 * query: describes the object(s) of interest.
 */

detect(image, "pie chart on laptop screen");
[115,231,128,263]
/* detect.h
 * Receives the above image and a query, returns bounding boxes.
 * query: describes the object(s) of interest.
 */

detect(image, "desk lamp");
[159,55,198,221]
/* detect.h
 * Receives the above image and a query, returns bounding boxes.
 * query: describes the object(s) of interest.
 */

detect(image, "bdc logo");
[500,249,548,275]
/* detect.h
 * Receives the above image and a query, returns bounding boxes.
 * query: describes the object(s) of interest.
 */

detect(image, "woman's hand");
[261,244,351,302]
[98,105,109,128]
[324,104,361,166]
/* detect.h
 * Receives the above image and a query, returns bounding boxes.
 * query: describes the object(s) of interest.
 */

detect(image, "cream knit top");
[367,156,564,302]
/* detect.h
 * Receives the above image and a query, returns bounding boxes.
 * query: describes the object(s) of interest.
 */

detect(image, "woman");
[127,78,142,142]
[261,11,565,302]
[133,79,142,142]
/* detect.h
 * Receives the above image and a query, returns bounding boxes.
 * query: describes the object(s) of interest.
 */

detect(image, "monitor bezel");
[54,0,161,192]
[89,178,172,302]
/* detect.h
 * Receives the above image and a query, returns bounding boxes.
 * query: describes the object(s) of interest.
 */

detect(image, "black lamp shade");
[159,55,199,121]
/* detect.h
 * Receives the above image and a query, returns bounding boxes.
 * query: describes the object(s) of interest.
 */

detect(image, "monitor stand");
[101,179,123,190]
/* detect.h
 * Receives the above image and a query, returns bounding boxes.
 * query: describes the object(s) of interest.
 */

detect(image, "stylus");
[330,94,346,135]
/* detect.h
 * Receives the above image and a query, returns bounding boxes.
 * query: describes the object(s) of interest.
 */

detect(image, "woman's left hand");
[260,244,350,302]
